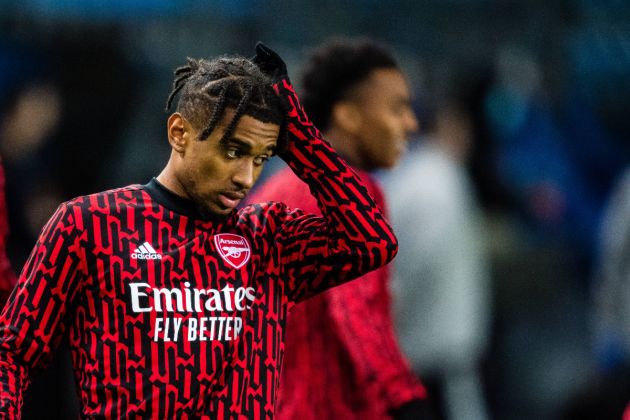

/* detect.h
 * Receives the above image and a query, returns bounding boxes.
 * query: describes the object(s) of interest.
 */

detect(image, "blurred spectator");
[383,96,491,420]
[0,81,65,268]
[592,166,630,375]
[555,168,630,420]
[248,38,431,419]
[0,43,56,306]
[484,48,583,244]
[481,45,623,269]
[0,160,15,309]
[554,165,630,420]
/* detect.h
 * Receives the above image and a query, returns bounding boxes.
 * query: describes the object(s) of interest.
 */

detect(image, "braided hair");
[165,56,285,149]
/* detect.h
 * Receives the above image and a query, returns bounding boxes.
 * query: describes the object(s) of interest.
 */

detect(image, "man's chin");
[196,202,232,219]
[373,156,399,170]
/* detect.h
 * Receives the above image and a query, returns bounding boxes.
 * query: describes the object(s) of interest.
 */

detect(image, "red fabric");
[623,403,630,420]
[0,161,16,310]
[249,166,426,420]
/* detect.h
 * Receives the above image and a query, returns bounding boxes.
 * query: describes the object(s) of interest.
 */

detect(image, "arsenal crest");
[214,233,251,269]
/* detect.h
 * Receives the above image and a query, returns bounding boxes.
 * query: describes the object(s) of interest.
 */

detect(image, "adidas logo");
[131,242,162,260]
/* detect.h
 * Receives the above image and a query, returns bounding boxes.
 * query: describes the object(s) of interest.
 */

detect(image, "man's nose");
[405,108,420,135]
[231,160,256,190]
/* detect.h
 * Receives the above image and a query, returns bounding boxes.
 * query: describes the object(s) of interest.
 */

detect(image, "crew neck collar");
[143,178,227,223]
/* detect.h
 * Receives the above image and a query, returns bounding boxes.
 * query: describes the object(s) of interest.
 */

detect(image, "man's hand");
[251,42,293,153]
[389,398,436,420]
[251,42,288,83]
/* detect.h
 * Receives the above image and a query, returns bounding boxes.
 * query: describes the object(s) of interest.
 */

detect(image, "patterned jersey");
[249,166,426,420]
[0,160,16,309]
[0,79,398,419]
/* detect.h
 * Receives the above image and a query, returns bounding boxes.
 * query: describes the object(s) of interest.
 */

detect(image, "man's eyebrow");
[222,137,253,151]
[395,95,412,105]
[223,137,276,154]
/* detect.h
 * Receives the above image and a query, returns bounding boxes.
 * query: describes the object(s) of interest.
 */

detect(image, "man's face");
[347,68,418,169]
[170,111,279,217]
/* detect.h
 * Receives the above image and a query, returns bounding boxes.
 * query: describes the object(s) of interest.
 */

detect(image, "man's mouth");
[218,192,245,209]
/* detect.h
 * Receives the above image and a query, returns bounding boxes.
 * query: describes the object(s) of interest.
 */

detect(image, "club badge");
[214,233,251,269]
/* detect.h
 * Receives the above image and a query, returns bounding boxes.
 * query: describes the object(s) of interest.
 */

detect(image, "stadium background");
[1,1,629,419]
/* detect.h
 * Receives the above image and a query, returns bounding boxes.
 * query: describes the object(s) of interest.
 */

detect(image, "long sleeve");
[0,202,87,417]
[272,79,398,302]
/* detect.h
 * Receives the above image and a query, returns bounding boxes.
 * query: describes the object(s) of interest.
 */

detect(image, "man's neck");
[156,157,187,199]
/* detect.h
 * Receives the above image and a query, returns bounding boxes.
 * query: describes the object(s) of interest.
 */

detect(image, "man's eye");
[226,149,240,159]
[391,104,406,116]
[253,156,269,166]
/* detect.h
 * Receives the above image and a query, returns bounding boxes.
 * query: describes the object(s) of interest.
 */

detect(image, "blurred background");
[1,0,629,419]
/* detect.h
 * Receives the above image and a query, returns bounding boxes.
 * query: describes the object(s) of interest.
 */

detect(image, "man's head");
[301,38,418,170]
[160,56,284,217]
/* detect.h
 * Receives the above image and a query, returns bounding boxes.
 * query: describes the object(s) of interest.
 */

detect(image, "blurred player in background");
[248,37,432,419]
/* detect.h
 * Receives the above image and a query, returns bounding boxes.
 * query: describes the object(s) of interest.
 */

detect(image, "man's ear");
[331,102,362,135]
[167,113,188,153]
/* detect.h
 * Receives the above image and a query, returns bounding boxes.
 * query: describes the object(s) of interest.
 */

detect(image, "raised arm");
[0,202,86,417]
[252,43,398,302]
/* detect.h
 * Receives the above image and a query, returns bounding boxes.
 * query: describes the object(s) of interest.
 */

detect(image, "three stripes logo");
[131,242,162,260]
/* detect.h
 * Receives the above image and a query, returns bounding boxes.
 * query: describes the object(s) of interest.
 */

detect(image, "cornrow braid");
[198,81,230,141]
[165,56,287,151]
[165,58,200,111]
[217,79,254,143]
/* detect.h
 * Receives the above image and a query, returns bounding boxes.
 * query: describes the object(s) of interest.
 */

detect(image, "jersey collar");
[143,178,227,223]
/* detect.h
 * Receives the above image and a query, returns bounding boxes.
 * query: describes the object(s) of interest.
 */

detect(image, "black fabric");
[390,398,437,420]
[144,178,224,222]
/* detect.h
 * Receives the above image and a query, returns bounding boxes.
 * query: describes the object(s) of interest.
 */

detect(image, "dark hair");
[165,56,285,146]
[300,38,399,131]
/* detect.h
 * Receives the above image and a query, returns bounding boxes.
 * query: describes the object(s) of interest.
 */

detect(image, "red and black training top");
[0,79,398,419]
